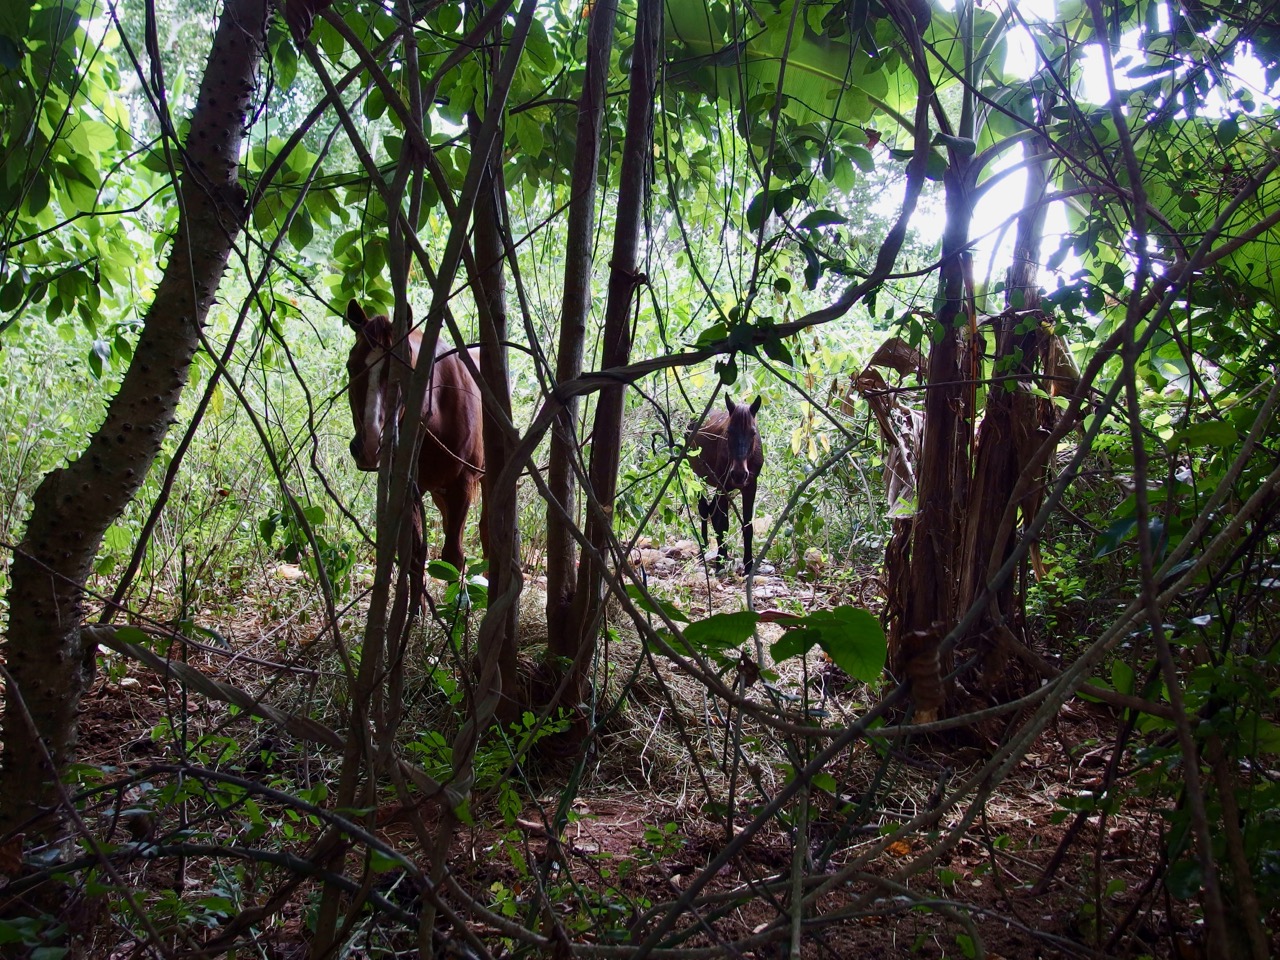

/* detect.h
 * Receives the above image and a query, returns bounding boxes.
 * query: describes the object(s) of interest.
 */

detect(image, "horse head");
[722,394,762,490]
[345,300,398,471]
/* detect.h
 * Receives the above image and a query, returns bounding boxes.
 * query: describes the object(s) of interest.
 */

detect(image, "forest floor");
[66,538,1217,959]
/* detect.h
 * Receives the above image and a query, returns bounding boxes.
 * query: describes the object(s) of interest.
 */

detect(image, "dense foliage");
[1,0,1278,956]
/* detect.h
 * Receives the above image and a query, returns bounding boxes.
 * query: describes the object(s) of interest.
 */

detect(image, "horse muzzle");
[350,437,380,471]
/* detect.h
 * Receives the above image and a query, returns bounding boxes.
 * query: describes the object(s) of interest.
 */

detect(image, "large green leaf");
[664,0,902,134]
[769,606,886,682]
[646,608,760,666]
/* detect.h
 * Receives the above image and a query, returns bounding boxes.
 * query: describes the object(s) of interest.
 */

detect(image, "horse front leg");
[710,492,730,570]
[740,480,757,573]
[697,495,712,554]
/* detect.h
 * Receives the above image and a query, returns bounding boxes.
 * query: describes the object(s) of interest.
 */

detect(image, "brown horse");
[688,395,764,571]
[345,300,486,577]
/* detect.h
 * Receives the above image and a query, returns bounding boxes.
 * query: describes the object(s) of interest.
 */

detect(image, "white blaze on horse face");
[361,352,387,466]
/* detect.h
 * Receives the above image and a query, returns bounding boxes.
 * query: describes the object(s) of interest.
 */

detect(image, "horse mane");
[357,310,471,362]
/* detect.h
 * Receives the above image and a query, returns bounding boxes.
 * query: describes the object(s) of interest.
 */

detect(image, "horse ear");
[346,300,367,330]
[725,395,736,415]
[749,395,762,416]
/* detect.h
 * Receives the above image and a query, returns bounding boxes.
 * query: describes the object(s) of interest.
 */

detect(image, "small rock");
[274,563,305,581]
[663,539,700,561]
[629,548,663,571]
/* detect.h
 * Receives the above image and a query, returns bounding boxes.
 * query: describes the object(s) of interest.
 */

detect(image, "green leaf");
[798,209,845,229]
[847,145,875,172]
[815,607,885,681]
[87,338,110,378]
[288,209,314,250]
[800,241,821,290]
[932,132,977,156]
[682,611,759,653]
[0,35,19,70]
[694,322,727,346]
[369,848,402,873]
[924,149,948,181]
[1094,517,1136,558]
[771,606,885,682]
[1215,116,1238,146]
[746,190,770,231]
[811,771,837,793]
[716,354,739,384]
[1165,859,1201,899]
[428,560,461,582]
[625,584,689,624]
[1169,420,1236,450]
[363,85,387,121]
[762,335,794,366]
[515,113,545,158]
[0,274,24,311]
[25,174,49,217]
[115,626,150,646]
[770,627,814,662]
[0,0,31,41]
[1110,659,1135,695]
[104,523,132,553]
[1239,714,1280,754]
[314,16,346,62]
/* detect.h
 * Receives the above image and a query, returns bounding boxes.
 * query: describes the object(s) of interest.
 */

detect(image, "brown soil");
[6,550,1240,960]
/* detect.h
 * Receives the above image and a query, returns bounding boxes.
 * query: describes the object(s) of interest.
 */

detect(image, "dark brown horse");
[345,300,486,577]
[688,395,764,571]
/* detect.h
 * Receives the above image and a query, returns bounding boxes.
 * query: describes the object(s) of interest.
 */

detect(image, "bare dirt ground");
[54,544,1237,959]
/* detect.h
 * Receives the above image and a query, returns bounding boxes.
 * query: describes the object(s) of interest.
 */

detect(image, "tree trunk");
[955,125,1053,691]
[562,0,661,712]
[544,0,618,673]
[0,0,267,837]
[472,112,522,724]
[890,157,976,722]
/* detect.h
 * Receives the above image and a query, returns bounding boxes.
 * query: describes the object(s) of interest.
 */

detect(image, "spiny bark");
[545,0,619,675]
[0,0,268,835]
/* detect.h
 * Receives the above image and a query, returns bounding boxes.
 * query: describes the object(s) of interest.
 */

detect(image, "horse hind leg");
[437,483,474,576]
[404,489,427,618]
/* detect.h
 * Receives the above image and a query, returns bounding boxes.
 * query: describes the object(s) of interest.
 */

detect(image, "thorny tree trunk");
[0,0,267,837]
[563,0,661,715]
[545,0,618,673]
[890,156,976,722]
[955,123,1054,690]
